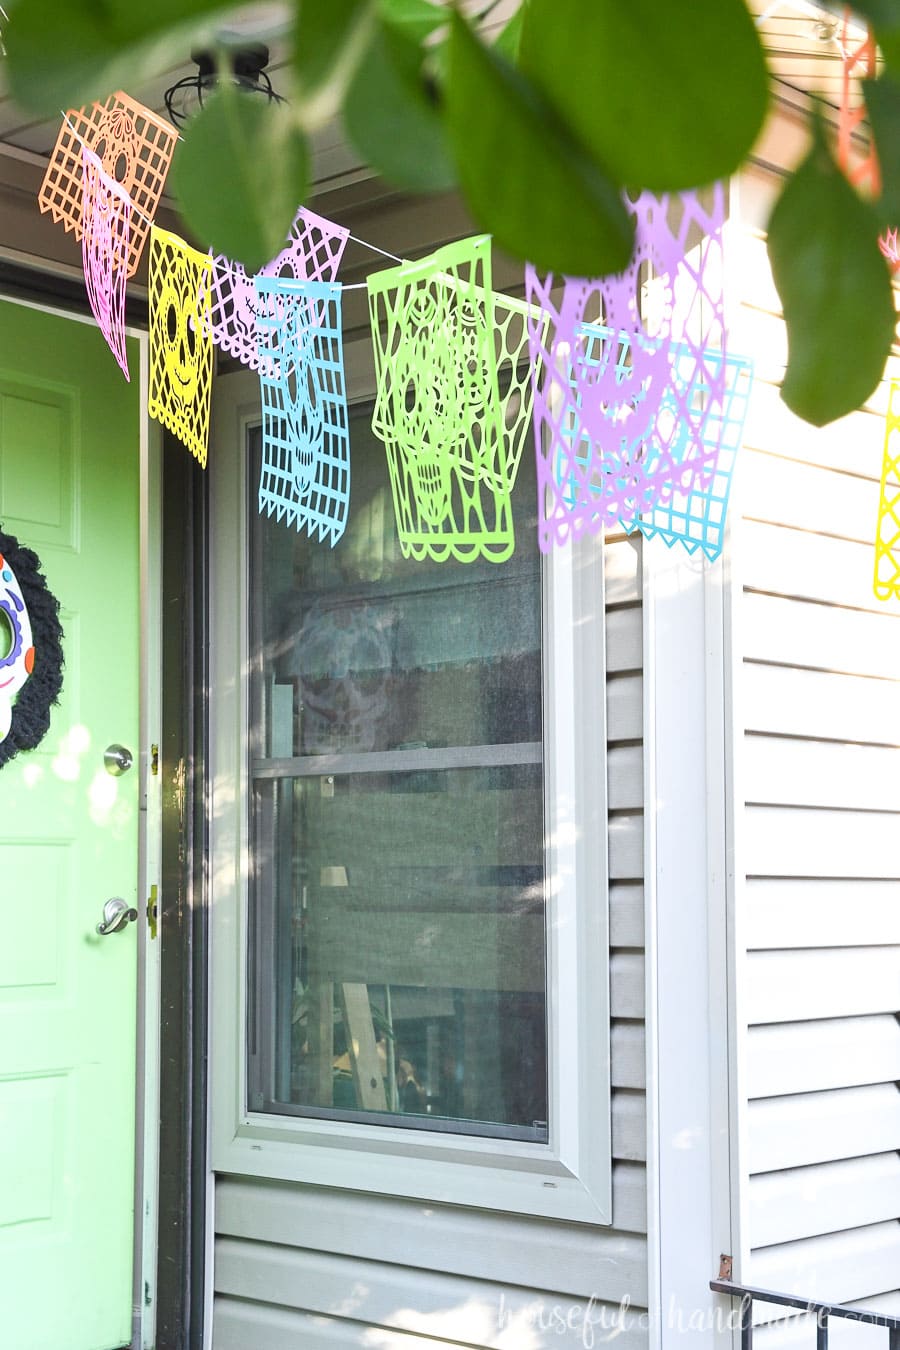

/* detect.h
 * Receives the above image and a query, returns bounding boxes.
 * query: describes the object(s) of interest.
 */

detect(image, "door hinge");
[146,883,159,940]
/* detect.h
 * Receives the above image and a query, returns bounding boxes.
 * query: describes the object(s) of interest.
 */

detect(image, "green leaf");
[863,74,900,224]
[172,88,309,272]
[519,0,769,191]
[379,0,445,45]
[846,2,900,70]
[344,20,455,192]
[445,12,633,276]
[294,0,374,93]
[494,6,526,64]
[767,118,896,426]
[4,0,230,115]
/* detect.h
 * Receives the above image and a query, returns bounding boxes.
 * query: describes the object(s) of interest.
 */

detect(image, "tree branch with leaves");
[5,0,899,426]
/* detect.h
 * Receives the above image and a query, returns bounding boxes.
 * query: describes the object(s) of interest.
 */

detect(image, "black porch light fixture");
[163,42,286,128]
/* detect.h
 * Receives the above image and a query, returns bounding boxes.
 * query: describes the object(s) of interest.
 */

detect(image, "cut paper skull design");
[256,278,351,545]
[210,208,350,369]
[81,147,131,379]
[0,550,34,744]
[527,184,728,549]
[148,227,214,467]
[368,235,546,564]
[39,91,177,278]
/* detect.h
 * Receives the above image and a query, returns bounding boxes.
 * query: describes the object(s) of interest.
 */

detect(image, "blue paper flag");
[255,278,350,546]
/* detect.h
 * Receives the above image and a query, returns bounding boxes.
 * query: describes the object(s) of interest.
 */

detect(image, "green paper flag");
[367,236,546,563]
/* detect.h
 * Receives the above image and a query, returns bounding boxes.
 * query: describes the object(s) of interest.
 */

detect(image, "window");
[247,411,548,1142]
[210,349,612,1225]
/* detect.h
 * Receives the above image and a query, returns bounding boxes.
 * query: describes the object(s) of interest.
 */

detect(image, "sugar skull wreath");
[0,528,64,768]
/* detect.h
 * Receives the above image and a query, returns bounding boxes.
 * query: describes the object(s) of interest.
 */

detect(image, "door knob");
[96,896,138,936]
[103,744,133,776]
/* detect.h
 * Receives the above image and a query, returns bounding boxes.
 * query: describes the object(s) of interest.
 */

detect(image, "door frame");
[0,279,163,1350]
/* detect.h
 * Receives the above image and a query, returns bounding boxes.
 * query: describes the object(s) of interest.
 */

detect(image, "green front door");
[0,300,141,1350]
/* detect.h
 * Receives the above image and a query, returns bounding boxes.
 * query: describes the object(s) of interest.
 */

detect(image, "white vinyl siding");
[732,154,900,1349]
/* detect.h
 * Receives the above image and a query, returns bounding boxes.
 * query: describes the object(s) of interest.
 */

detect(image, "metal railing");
[710,1279,900,1350]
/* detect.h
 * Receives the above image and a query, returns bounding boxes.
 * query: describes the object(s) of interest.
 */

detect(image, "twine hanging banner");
[39,92,177,278]
[368,235,544,564]
[210,207,350,369]
[527,184,728,549]
[148,226,214,467]
[81,147,131,380]
[256,278,351,545]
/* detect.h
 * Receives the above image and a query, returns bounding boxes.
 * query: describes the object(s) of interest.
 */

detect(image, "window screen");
[247,406,549,1142]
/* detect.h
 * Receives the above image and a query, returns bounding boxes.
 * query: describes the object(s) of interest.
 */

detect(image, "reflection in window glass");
[247,406,548,1141]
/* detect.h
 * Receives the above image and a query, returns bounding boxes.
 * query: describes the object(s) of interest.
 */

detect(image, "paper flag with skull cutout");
[81,147,131,380]
[0,529,64,770]
[210,207,350,369]
[256,278,351,545]
[873,381,900,601]
[39,91,177,279]
[148,226,214,467]
[527,184,729,549]
[367,235,546,564]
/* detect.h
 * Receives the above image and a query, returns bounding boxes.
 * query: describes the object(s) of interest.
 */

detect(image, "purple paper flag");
[81,146,131,380]
[209,207,350,369]
[527,184,727,550]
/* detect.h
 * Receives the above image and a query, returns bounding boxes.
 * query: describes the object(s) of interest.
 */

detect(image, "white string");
[348,233,402,263]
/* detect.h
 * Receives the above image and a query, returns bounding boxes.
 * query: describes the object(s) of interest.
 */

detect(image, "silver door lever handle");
[96,897,138,936]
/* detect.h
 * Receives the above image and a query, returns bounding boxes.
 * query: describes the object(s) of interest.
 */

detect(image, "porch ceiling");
[0,1,879,225]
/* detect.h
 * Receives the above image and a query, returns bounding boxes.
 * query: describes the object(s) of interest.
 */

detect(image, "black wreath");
[0,527,65,769]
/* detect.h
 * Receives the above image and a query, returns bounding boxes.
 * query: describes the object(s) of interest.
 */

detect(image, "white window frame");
[209,334,612,1224]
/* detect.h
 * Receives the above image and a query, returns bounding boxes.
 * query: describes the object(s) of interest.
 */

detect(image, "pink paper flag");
[81,147,131,380]
[208,208,350,369]
[527,184,727,549]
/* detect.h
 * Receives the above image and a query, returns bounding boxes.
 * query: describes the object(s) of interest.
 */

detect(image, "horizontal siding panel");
[742,592,900,679]
[740,522,888,613]
[215,1173,648,1298]
[215,1297,454,1349]
[746,879,900,949]
[741,380,885,480]
[755,1302,900,1350]
[608,745,642,812]
[214,1291,650,1350]
[749,1153,900,1248]
[606,607,642,674]
[605,537,641,607]
[609,815,643,881]
[748,1084,900,1173]
[739,446,878,544]
[214,1236,650,1347]
[748,1017,900,1098]
[742,664,900,746]
[744,736,900,812]
[610,953,644,1019]
[749,1223,900,1321]
[607,675,642,742]
[609,883,644,949]
[611,1023,646,1091]
[745,805,900,879]
[747,949,900,1023]
[612,1090,646,1163]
